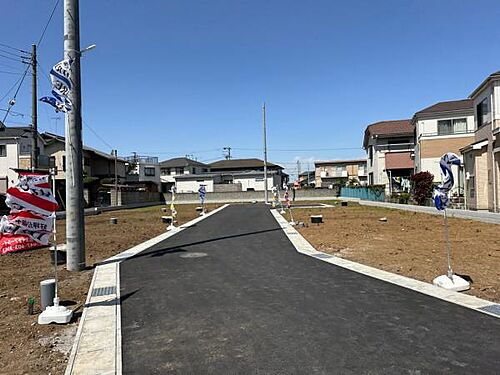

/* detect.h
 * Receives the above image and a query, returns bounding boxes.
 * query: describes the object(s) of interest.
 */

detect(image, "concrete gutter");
[339,198,500,225]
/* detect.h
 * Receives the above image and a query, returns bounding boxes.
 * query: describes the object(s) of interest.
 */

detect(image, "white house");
[160,157,210,192]
[0,126,46,193]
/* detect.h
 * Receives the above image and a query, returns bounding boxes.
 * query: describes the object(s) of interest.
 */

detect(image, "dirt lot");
[288,202,500,303]
[0,203,221,375]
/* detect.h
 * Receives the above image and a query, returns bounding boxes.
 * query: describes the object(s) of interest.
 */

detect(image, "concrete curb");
[65,204,230,375]
[339,198,500,225]
[270,209,500,319]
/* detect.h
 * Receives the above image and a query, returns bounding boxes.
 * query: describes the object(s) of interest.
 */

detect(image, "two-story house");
[413,99,474,197]
[159,157,210,192]
[124,155,161,191]
[461,71,500,212]
[42,132,127,205]
[314,159,367,188]
[363,119,415,194]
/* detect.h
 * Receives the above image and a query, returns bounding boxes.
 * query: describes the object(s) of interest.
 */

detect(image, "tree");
[410,172,434,206]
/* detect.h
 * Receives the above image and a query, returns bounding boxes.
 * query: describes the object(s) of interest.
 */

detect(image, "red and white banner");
[0,172,58,255]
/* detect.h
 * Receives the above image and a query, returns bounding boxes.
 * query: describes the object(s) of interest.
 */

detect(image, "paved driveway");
[120,204,500,374]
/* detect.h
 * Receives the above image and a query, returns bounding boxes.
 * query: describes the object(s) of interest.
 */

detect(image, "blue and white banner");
[198,185,206,204]
[433,153,461,210]
[39,59,73,113]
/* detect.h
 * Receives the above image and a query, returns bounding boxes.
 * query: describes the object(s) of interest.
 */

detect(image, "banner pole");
[443,208,453,280]
[51,169,59,302]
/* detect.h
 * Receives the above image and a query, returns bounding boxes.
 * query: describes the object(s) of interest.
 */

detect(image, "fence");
[340,187,385,202]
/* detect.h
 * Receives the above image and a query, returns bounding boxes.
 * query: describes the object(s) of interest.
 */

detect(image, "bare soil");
[0,203,220,375]
[288,202,500,304]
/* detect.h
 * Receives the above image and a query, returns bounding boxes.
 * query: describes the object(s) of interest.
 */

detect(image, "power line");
[0,70,23,75]
[37,0,61,47]
[82,120,114,150]
[0,42,28,53]
[0,53,24,63]
[232,147,362,152]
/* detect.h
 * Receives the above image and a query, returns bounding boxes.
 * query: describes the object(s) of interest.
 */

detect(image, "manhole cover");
[180,252,208,258]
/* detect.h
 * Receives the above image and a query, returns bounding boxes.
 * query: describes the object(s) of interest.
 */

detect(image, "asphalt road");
[120,204,500,374]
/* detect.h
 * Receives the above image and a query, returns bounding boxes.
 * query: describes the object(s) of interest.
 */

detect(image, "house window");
[144,167,156,176]
[62,156,66,171]
[477,98,490,128]
[437,118,467,135]
[175,167,184,174]
[368,172,374,185]
[161,168,171,176]
[84,157,91,166]
[19,143,31,155]
[368,146,373,167]
[0,145,6,157]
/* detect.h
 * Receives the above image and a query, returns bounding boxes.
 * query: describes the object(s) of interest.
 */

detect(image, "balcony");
[419,129,474,139]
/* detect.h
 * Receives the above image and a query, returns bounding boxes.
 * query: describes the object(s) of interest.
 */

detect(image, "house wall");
[315,161,367,187]
[176,178,216,193]
[233,175,279,191]
[0,140,20,193]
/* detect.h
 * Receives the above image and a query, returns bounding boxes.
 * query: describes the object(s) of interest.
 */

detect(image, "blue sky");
[1,1,500,176]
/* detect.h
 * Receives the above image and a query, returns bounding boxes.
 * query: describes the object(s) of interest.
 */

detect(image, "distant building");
[363,119,415,194]
[208,158,287,190]
[461,71,500,211]
[124,155,161,191]
[160,157,210,192]
[314,159,367,188]
[297,170,315,188]
[412,99,474,199]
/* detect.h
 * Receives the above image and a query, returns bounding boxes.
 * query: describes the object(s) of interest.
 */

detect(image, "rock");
[10,297,20,301]
[379,217,387,222]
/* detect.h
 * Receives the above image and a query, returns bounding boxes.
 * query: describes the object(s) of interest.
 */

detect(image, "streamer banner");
[0,172,58,255]
[433,152,461,211]
[198,185,206,204]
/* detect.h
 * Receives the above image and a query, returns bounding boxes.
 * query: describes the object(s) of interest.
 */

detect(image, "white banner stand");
[39,169,73,324]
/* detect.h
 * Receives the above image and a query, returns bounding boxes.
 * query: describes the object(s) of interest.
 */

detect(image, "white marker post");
[432,153,470,292]
[39,169,73,324]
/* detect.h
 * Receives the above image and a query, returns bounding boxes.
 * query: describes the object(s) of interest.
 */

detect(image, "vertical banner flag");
[39,59,73,113]
[283,186,291,209]
[170,186,177,219]
[433,153,461,210]
[0,172,58,255]
[198,185,206,205]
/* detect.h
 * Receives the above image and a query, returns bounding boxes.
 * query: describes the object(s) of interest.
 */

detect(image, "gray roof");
[0,126,32,138]
[41,132,127,163]
[414,99,473,117]
[315,159,366,166]
[160,157,209,168]
[209,158,283,170]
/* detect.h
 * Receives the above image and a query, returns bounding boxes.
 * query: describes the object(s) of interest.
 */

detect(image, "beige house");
[413,99,474,198]
[315,159,367,188]
[363,119,415,194]
[461,71,500,212]
[42,132,127,181]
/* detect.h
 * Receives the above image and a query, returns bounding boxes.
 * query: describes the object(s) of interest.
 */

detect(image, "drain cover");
[180,252,208,258]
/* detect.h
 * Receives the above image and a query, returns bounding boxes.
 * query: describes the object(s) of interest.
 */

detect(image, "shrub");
[410,172,434,205]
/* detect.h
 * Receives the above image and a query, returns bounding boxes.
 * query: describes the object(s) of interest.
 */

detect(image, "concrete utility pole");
[64,0,85,271]
[263,103,268,204]
[31,44,38,169]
